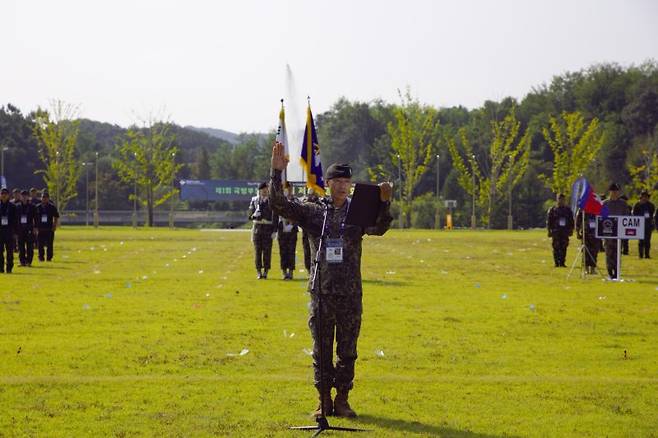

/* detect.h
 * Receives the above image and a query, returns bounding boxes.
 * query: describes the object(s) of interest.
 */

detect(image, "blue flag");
[300,104,325,196]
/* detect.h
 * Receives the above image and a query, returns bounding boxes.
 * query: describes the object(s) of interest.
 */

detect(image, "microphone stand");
[290,201,367,436]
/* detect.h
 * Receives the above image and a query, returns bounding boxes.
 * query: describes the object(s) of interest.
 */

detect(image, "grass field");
[1,227,657,437]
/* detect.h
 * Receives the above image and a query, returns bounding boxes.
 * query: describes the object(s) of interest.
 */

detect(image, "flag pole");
[280,98,286,184]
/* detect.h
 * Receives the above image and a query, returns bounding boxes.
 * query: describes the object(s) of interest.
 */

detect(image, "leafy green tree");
[32,100,82,213]
[113,121,182,226]
[316,98,391,181]
[195,147,211,179]
[370,89,440,227]
[540,111,605,195]
[628,147,658,195]
[448,107,530,228]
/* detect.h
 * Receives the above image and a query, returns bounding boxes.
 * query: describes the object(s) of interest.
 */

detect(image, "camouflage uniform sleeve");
[269,169,314,227]
[364,201,393,236]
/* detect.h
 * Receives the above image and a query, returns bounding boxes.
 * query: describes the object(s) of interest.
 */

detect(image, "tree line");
[0,61,656,228]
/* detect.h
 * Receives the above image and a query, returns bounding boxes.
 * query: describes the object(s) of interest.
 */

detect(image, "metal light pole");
[55,150,60,209]
[169,152,175,228]
[435,154,441,230]
[82,162,92,226]
[507,182,513,230]
[132,152,137,228]
[471,154,476,230]
[396,154,403,228]
[94,152,99,228]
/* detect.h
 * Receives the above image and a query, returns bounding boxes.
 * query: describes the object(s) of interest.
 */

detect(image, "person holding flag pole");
[275,100,299,280]
[270,98,393,426]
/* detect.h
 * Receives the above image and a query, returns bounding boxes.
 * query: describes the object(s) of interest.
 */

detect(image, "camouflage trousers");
[552,236,569,266]
[252,229,273,271]
[309,293,362,391]
[604,239,620,278]
[278,232,297,271]
[639,228,652,258]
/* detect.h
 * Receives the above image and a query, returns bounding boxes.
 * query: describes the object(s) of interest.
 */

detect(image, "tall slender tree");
[113,120,182,226]
[448,107,530,228]
[370,89,440,227]
[628,147,658,194]
[540,111,605,195]
[32,100,82,213]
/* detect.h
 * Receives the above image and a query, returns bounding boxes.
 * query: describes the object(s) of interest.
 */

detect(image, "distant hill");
[185,126,240,145]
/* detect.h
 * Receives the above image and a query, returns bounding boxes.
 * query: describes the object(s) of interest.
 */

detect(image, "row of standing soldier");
[0,187,60,274]
[547,184,656,278]
[248,182,321,280]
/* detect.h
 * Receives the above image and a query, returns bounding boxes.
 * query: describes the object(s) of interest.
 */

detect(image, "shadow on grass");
[26,265,73,270]
[355,414,517,438]
[362,279,408,287]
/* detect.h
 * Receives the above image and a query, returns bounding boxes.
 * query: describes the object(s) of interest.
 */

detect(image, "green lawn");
[1,227,657,437]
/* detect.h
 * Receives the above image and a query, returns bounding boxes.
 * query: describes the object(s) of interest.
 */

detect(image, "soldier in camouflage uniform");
[620,195,631,255]
[603,183,629,279]
[270,143,393,418]
[301,188,320,272]
[277,182,299,280]
[546,193,574,267]
[248,182,277,279]
[575,207,600,274]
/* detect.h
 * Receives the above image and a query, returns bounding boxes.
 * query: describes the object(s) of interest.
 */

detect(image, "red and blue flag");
[572,177,608,217]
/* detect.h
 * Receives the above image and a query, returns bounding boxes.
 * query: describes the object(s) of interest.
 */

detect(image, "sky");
[3,0,658,135]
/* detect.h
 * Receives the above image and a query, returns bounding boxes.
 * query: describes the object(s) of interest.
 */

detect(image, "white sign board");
[595,215,645,240]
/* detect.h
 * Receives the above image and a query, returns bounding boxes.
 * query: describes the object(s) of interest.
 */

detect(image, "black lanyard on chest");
[323,199,351,239]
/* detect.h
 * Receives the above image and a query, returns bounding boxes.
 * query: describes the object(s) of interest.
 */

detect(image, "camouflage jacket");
[270,169,392,296]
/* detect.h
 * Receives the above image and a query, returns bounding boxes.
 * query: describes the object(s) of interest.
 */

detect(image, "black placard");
[346,183,381,227]
[596,216,618,239]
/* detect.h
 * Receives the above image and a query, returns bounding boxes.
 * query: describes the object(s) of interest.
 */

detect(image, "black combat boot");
[333,389,357,418]
[312,389,333,417]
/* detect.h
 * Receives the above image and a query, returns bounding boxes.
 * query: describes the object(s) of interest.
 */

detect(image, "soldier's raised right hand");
[271,142,289,171]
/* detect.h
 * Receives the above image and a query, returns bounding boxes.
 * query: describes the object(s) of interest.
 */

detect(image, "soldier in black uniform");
[35,191,60,262]
[270,142,393,418]
[277,182,299,280]
[546,193,574,267]
[29,188,40,206]
[10,188,20,252]
[16,190,37,267]
[575,208,600,274]
[248,182,277,279]
[0,188,18,273]
[11,188,20,204]
[602,183,629,279]
[301,188,320,272]
[633,190,655,259]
